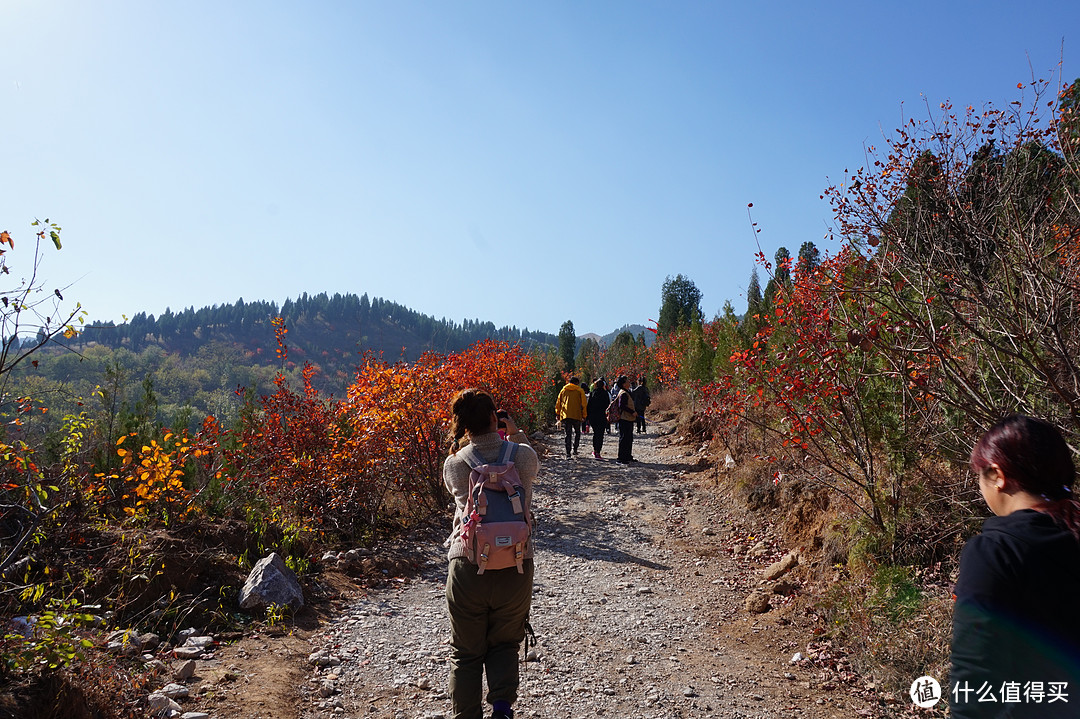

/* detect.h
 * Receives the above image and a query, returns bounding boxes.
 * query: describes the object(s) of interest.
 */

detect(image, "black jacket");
[631,384,650,411]
[950,509,1080,717]
[586,388,610,429]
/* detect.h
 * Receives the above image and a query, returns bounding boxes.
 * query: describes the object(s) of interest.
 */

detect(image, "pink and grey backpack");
[458,441,532,574]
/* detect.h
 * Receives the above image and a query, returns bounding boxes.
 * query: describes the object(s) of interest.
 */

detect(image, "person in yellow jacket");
[555,376,588,458]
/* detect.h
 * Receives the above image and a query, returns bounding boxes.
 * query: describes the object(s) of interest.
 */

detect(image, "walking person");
[631,376,651,434]
[950,414,1080,718]
[607,379,619,434]
[586,378,611,459]
[443,389,538,719]
[555,376,587,458]
[614,375,637,463]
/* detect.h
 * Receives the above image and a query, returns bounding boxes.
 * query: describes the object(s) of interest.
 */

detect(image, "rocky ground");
[177,419,932,719]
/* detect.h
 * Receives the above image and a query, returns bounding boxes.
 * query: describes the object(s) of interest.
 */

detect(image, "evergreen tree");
[746,268,763,318]
[558,320,576,371]
[763,247,792,309]
[796,241,820,277]
[657,274,703,336]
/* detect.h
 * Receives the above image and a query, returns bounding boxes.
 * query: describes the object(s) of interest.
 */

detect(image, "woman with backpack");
[586,378,611,459]
[614,375,638,463]
[950,414,1080,718]
[444,389,538,719]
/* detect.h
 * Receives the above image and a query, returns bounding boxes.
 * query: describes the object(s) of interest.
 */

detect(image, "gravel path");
[299,423,883,719]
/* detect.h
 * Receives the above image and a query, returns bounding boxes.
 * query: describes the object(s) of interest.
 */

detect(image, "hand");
[502,414,521,436]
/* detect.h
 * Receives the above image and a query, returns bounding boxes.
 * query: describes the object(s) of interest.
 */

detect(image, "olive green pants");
[446,557,534,719]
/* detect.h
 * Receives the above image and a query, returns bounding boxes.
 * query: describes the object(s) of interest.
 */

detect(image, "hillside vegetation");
[2,74,1080,717]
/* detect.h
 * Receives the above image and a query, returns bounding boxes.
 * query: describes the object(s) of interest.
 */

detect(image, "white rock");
[146,692,181,714]
[160,682,189,699]
[183,636,215,648]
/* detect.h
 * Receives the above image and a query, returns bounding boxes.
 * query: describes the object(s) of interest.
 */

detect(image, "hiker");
[614,375,637,463]
[631,376,651,433]
[444,389,538,719]
[586,378,611,459]
[555,376,587,458]
[950,414,1080,718]
[608,380,619,434]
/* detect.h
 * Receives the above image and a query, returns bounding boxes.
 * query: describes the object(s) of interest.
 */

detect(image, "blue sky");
[3,1,1078,338]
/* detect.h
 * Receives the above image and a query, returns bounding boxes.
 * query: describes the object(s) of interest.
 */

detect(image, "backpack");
[459,441,531,574]
[606,394,621,425]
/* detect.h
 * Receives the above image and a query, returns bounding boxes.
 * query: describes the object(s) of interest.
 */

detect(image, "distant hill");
[70,292,557,392]
[600,324,655,347]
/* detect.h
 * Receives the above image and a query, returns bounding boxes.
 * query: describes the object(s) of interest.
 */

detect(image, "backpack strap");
[497,441,526,514]
[459,443,486,470]
[497,440,518,465]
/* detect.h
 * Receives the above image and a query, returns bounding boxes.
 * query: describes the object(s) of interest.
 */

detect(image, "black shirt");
[950,509,1080,717]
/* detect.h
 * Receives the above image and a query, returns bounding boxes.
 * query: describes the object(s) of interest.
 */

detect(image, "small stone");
[138,632,161,650]
[146,692,181,714]
[173,646,203,660]
[174,659,197,681]
[684,686,697,697]
[180,713,211,719]
[160,682,189,699]
[626,655,637,664]
[183,636,215,648]
[791,652,805,663]
[763,550,800,581]
[744,590,771,614]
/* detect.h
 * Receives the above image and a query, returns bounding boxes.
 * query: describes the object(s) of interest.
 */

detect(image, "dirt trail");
[197,420,894,718]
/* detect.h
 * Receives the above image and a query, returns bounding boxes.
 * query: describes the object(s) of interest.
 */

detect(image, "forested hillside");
[2,291,557,435]
[75,291,556,364]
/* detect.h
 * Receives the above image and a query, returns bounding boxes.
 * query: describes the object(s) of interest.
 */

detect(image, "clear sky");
[3,1,1078,338]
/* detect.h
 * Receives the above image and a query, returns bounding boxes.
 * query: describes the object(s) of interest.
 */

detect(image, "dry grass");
[648,386,683,415]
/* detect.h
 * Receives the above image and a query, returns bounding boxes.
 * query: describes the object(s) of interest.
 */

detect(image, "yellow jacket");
[556,382,588,421]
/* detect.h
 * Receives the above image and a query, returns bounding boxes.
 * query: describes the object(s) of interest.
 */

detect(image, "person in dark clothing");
[950,414,1080,718]
[631,377,651,433]
[614,375,637,463]
[586,378,611,459]
[607,380,618,434]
